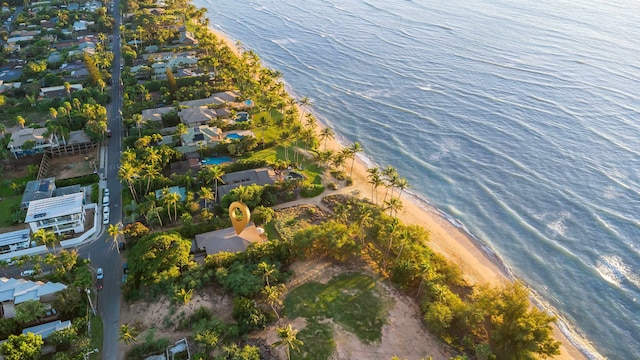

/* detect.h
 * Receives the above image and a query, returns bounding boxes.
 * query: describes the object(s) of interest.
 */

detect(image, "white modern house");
[24,192,86,235]
[0,229,32,255]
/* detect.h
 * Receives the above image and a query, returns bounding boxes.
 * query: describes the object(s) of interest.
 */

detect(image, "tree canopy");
[128,232,192,285]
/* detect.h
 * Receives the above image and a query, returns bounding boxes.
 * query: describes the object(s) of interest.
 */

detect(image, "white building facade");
[25,193,86,235]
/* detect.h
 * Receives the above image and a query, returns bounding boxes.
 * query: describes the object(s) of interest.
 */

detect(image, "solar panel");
[193,133,205,141]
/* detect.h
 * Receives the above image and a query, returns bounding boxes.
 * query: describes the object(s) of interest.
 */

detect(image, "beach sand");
[208,25,587,360]
[312,120,588,360]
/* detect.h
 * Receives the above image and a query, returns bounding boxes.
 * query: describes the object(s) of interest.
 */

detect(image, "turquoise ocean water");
[194,0,640,358]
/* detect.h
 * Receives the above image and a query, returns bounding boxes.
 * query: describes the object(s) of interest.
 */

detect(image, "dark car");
[118,242,125,251]
[96,279,103,291]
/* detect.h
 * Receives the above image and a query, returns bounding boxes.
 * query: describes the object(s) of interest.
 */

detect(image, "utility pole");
[86,289,97,316]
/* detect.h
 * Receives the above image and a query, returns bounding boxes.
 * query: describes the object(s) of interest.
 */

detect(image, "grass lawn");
[0,175,36,197]
[293,319,335,360]
[89,315,104,359]
[0,196,20,227]
[284,273,392,347]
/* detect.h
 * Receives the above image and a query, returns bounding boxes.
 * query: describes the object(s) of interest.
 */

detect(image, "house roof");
[0,229,31,248]
[53,184,81,197]
[9,128,49,148]
[25,192,84,223]
[21,177,56,206]
[181,125,222,144]
[178,91,240,108]
[22,320,71,339]
[141,106,173,122]
[0,277,67,305]
[178,106,217,126]
[194,223,263,255]
[217,168,275,200]
[65,130,91,145]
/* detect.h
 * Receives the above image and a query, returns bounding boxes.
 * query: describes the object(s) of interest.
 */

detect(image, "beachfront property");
[178,106,228,127]
[0,277,67,319]
[21,177,56,209]
[8,127,60,158]
[24,192,86,235]
[0,229,32,255]
[216,168,276,200]
[194,222,264,255]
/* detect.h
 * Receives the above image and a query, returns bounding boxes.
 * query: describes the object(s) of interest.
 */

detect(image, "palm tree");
[262,283,286,319]
[394,177,409,200]
[383,218,399,269]
[319,127,334,151]
[107,224,122,254]
[382,166,398,203]
[257,114,270,147]
[279,131,292,162]
[298,96,312,123]
[256,261,277,287]
[174,123,188,145]
[202,165,225,202]
[64,82,72,99]
[272,324,303,360]
[119,324,138,345]
[49,108,58,122]
[32,229,57,253]
[348,142,363,178]
[384,197,403,218]
[118,163,139,202]
[355,205,373,246]
[132,114,145,137]
[200,187,214,208]
[367,167,383,204]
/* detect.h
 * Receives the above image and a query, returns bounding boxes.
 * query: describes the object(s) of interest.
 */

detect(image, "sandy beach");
[207,25,587,360]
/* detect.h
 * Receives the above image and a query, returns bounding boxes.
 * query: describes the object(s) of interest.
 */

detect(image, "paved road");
[77,2,125,358]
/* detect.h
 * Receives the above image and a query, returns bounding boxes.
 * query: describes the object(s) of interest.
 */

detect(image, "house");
[178,30,198,45]
[0,229,32,255]
[141,106,173,123]
[21,177,56,209]
[194,223,264,255]
[216,168,275,200]
[0,81,21,93]
[179,91,239,108]
[25,192,86,235]
[22,320,71,339]
[8,128,59,158]
[180,125,222,147]
[53,184,82,197]
[0,277,67,318]
[72,20,92,32]
[39,84,83,99]
[178,106,218,127]
[168,157,201,176]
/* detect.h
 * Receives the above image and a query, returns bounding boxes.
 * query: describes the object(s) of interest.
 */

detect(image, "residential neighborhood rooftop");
[24,192,84,223]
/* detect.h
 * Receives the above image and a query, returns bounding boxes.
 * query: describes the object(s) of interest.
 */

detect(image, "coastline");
[207,24,588,360]
[310,120,588,360]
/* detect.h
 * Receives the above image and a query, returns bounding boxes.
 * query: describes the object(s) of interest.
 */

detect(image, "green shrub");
[300,184,324,198]
[232,297,267,334]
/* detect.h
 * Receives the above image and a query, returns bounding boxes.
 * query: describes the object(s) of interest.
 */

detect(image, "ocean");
[193,0,640,358]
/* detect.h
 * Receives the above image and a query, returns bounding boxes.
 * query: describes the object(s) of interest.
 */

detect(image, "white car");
[20,269,36,277]
[96,267,104,280]
[103,195,110,206]
[103,206,110,224]
[104,188,110,197]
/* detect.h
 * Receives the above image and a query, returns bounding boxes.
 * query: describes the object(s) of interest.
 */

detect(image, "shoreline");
[310,117,589,360]
[206,23,589,360]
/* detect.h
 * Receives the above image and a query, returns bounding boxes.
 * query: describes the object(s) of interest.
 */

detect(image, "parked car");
[104,188,110,197]
[96,267,104,280]
[103,206,110,225]
[118,242,125,251]
[103,195,110,206]
[96,279,103,291]
[20,269,36,277]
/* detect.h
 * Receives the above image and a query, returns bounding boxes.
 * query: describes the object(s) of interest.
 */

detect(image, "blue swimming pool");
[226,133,244,140]
[201,156,232,165]
[236,112,250,122]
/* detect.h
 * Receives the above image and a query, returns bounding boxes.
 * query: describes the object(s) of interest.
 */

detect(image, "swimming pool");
[201,156,233,165]
[236,112,250,122]
[225,133,244,140]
